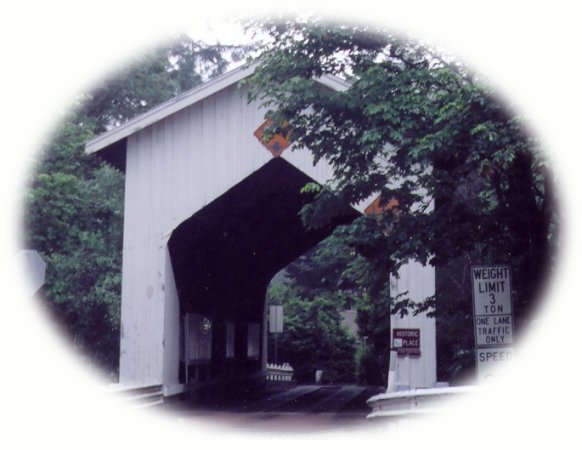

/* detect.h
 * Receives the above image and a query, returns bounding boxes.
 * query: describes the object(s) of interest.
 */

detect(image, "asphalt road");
[163,384,386,434]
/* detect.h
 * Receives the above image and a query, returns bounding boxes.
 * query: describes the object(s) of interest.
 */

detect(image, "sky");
[186,16,255,45]
[2,1,582,448]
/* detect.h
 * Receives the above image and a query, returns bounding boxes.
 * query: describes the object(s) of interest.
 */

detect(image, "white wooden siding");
[119,84,336,386]
[390,261,437,389]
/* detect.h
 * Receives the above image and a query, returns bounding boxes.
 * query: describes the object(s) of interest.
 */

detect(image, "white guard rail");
[367,386,477,419]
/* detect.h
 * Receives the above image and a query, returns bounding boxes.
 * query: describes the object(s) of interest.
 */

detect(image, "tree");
[24,114,124,373]
[266,232,403,386]
[245,17,558,383]
[267,245,358,383]
[24,35,254,376]
[78,34,255,132]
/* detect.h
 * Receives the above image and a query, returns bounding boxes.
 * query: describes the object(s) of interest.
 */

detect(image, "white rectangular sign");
[476,347,515,382]
[269,305,283,333]
[472,265,514,347]
[474,314,514,346]
[472,265,512,316]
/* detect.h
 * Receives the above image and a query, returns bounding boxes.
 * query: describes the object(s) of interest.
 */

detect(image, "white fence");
[266,363,293,382]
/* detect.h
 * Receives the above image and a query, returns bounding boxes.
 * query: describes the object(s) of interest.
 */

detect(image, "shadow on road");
[161,383,386,434]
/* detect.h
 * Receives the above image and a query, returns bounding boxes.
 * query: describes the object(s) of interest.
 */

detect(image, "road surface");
[163,384,385,434]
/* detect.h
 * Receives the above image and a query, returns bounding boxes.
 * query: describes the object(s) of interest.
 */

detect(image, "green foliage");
[434,257,478,383]
[78,34,256,132]
[355,343,384,386]
[268,234,400,386]
[268,245,358,383]
[246,16,558,382]
[279,294,356,383]
[24,114,124,373]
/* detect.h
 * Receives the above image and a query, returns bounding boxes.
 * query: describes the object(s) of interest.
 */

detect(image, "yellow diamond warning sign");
[254,119,292,157]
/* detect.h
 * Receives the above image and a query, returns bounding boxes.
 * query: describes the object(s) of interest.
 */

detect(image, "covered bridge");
[85,64,436,400]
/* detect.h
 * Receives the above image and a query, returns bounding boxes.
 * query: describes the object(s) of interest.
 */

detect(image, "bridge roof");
[84,63,349,158]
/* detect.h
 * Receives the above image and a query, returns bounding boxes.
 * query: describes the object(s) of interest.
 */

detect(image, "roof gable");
[84,64,348,157]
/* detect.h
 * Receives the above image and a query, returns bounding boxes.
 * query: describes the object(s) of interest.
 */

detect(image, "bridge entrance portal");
[84,66,437,403]
[168,158,355,397]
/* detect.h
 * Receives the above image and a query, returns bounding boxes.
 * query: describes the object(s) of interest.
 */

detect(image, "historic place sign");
[392,328,421,356]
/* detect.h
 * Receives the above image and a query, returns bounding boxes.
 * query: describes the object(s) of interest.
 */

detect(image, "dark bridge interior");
[168,158,356,390]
